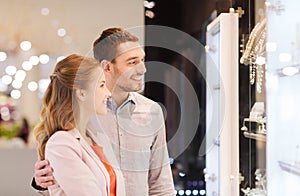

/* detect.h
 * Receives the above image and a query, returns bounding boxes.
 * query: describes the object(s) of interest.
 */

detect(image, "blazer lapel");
[87,129,126,196]
[72,129,111,192]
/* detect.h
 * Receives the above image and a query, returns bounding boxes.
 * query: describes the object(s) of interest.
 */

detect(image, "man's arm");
[148,105,175,196]
[31,160,54,190]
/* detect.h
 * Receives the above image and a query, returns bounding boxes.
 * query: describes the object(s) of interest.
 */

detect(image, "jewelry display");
[256,64,265,93]
[240,18,266,66]
[241,169,267,196]
[240,102,267,142]
[240,18,266,91]
[249,63,256,85]
[241,118,267,142]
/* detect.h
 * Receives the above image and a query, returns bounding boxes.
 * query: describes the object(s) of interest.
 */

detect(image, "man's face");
[110,41,146,93]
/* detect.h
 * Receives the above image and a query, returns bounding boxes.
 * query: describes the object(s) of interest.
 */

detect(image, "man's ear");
[75,89,87,101]
[100,60,111,72]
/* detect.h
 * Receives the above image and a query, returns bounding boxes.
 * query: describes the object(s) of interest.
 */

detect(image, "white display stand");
[205,12,239,196]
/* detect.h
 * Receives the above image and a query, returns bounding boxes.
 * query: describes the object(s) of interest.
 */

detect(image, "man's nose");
[136,62,146,75]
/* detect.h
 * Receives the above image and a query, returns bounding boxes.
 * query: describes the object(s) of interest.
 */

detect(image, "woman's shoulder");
[45,129,83,163]
[47,129,80,146]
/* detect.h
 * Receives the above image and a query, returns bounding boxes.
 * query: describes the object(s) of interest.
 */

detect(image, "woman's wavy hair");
[34,54,102,160]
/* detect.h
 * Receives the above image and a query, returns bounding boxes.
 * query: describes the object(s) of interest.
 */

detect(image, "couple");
[33,27,175,196]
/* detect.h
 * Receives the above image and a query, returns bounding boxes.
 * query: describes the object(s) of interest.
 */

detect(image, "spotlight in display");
[57,28,66,37]
[256,56,266,65]
[29,55,40,65]
[12,80,22,89]
[10,89,21,100]
[282,66,299,76]
[5,65,17,76]
[185,190,191,195]
[15,70,26,81]
[179,172,186,177]
[38,78,51,98]
[39,54,50,64]
[178,190,184,196]
[0,81,8,92]
[199,190,206,195]
[41,8,50,16]
[2,75,13,85]
[57,56,66,62]
[0,51,7,61]
[22,61,33,71]
[20,41,32,51]
[28,81,38,92]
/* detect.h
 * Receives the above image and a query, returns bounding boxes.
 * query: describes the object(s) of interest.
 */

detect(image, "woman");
[34,54,125,195]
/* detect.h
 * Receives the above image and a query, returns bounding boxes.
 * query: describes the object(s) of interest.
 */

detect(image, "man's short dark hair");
[93,27,139,62]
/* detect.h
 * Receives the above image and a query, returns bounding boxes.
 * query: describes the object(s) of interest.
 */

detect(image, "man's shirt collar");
[107,92,136,112]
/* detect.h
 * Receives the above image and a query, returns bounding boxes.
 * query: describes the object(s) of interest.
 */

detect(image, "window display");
[266,0,300,195]
[239,1,267,195]
[239,0,300,195]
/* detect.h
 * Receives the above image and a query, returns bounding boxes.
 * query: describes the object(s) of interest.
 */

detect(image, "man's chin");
[135,83,144,93]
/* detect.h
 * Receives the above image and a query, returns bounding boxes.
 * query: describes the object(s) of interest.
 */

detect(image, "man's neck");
[111,91,130,107]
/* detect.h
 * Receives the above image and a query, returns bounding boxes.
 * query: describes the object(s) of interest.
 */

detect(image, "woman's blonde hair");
[34,54,102,160]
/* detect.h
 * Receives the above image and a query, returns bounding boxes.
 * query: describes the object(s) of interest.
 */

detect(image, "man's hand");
[34,160,54,189]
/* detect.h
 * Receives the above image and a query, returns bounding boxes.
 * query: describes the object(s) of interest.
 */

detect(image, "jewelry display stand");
[205,11,239,196]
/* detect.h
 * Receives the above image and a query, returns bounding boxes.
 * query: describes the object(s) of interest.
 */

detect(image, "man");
[33,27,175,196]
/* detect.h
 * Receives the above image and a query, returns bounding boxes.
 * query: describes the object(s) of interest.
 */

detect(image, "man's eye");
[129,60,136,65]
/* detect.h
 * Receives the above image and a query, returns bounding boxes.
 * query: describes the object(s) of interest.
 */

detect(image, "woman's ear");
[100,60,111,72]
[75,89,87,102]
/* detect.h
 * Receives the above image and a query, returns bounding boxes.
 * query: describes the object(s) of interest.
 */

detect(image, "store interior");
[1,0,299,195]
